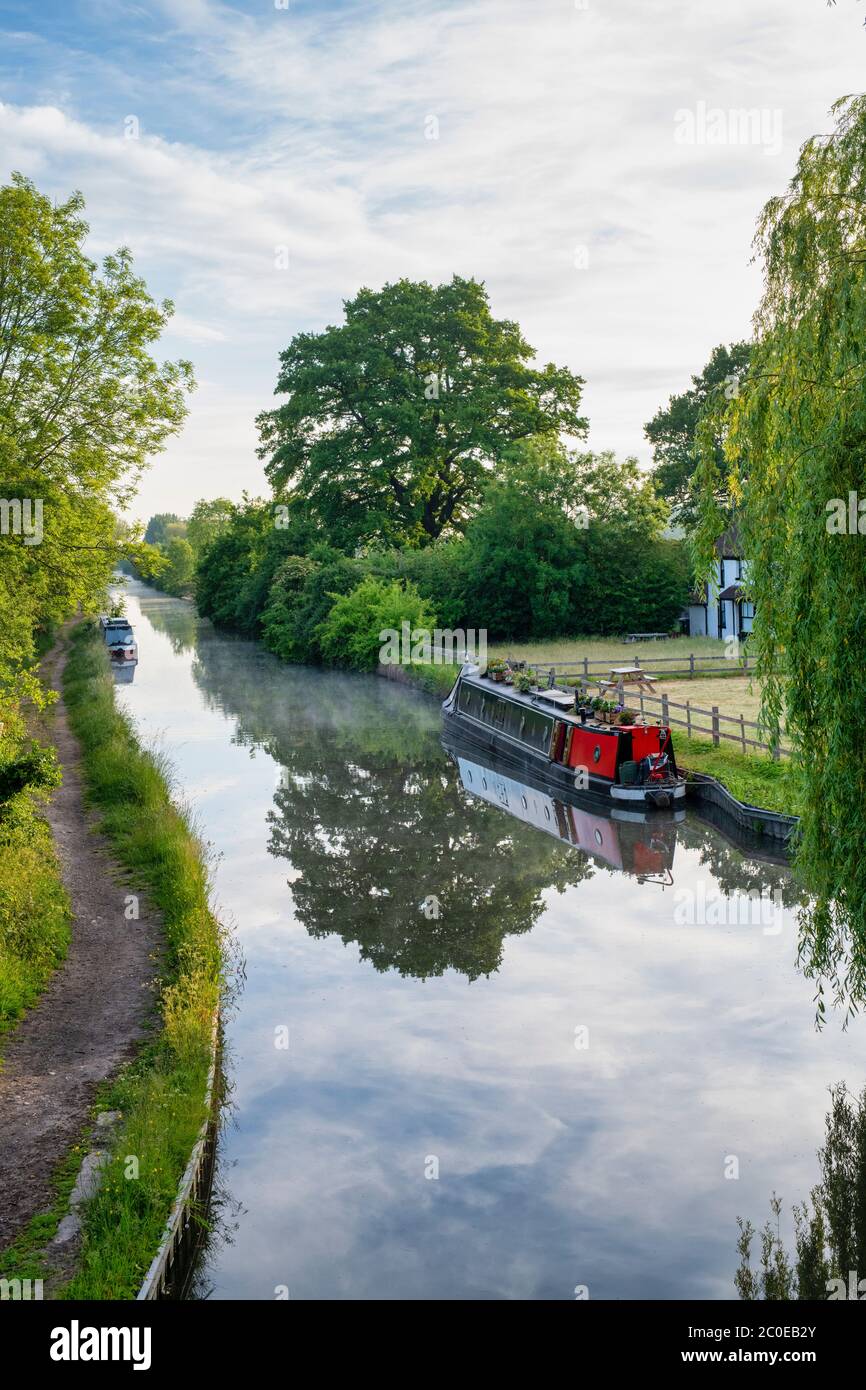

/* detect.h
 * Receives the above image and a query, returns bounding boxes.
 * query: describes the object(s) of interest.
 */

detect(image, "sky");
[0,0,864,522]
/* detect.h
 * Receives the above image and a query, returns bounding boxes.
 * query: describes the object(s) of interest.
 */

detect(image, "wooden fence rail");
[547,653,756,680]
[532,667,789,759]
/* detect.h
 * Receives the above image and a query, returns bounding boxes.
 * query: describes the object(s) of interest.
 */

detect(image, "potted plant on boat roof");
[487,659,506,681]
[513,666,536,693]
[618,707,637,725]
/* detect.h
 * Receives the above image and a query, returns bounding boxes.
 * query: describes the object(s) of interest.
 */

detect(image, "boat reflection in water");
[443,733,682,886]
[111,656,138,685]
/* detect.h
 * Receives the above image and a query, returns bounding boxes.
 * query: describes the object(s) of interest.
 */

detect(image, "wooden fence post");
[583,656,589,680]
[661,693,669,727]
[686,700,692,737]
[639,690,645,720]
[712,705,720,746]
[740,713,746,754]
[689,652,695,678]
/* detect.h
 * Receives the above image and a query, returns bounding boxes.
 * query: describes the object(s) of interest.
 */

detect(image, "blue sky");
[1,0,864,520]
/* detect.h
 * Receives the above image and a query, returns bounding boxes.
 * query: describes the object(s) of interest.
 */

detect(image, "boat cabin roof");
[460,672,660,734]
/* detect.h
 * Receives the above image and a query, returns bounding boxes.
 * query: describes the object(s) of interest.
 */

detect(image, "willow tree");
[694,95,866,1014]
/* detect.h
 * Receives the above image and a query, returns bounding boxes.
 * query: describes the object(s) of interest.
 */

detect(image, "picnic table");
[622,632,671,643]
[598,665,658,696]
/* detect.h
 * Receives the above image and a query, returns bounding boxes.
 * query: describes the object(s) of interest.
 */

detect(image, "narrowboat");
[442,663,686,809]
[443,736,680,884]
[100,616,138,663]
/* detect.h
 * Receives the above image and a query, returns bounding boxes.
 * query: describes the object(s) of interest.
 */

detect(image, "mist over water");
[114,580,862,1301]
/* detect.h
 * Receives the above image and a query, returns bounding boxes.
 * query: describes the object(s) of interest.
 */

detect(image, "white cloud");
[2,0,864,518]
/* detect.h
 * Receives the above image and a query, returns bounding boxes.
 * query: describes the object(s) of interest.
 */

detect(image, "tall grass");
[487,634,733,667]
[58,622,224,1299]
[0,792,71,1040]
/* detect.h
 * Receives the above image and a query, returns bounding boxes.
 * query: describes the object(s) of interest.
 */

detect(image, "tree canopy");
[186,496,233,561]
[0,173,192,708]
[256,275,587,549]
[143,512,183,547]
[646,341,751,527]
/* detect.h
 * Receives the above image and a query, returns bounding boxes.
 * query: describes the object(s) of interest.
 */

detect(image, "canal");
[114,580,861,1300]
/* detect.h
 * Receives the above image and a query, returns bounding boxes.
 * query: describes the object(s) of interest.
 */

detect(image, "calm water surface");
[114,581,862,1300]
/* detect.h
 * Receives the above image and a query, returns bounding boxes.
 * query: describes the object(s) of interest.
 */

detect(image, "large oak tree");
[257,275,587,548]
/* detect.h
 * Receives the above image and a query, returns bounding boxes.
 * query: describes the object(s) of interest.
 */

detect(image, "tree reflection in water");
[139,595,804,984]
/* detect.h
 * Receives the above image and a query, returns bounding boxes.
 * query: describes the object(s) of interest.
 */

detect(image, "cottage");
[682,530,754,640]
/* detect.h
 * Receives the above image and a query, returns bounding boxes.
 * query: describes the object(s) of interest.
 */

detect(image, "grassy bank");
[401,661,460,698]
[0,788,71,1043]
[56,621,223,1299]
[675,737,797,816]
[0,686,71,1043]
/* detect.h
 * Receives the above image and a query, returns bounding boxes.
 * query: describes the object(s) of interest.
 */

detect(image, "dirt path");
[0,625,162,1248]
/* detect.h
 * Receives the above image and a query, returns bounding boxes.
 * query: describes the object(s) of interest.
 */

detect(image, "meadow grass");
[487,634,733,670]
[56,621,223,1300]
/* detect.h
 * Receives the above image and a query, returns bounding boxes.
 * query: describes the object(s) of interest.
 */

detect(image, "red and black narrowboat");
[442,663,686,810]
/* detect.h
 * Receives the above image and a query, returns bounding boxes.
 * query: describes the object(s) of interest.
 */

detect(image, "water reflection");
[447,743,681,884]
[116,581,861,1301]
[110,658,138,685]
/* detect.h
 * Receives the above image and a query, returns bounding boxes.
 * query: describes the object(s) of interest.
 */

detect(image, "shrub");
[317,575,437,671]
[261,555,322,661]
[0,739,60,803]
[266,552,364,664]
